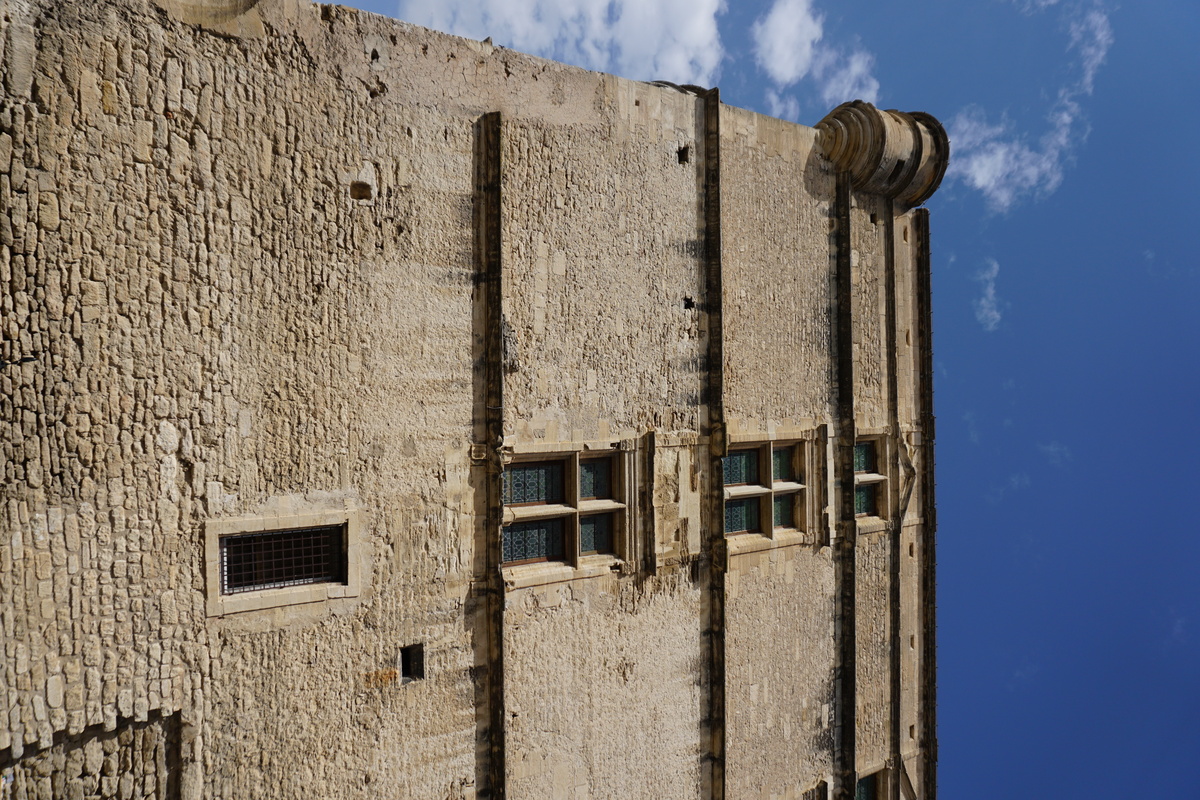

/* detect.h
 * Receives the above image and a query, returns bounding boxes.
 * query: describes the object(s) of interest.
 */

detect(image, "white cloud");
[973,258,1003,331]
[396,0,726,86]
[750,0,823,86]
[1012,0,1061,13]
[816,49,879,106]
[1007,657,1041,692]
[1038,441,1073,466]
[947,2,1113,211]
[765,89,800,121]
[751,0,880,114]
[1069,6,1114,93]
[963,411,980,444]
[948,107,1068,212]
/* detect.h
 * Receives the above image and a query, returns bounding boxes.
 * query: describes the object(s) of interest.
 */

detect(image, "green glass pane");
[773,494,794,527]
[724,450,759,485]
[580,513,614,554]
[853,442,875,473]
[855,485,877,516]
[580,459,612,499]
[503,462,564,505]
[724,498,760,533]
[772,447,795,481]
[502,518,565,563]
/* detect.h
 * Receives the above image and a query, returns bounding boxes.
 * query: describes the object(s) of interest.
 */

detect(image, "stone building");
[0,0,948,797]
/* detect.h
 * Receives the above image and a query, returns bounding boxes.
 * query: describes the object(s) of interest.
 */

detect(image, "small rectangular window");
[724,449,760,485]
[220,525,346,595]
[400,644,425,683]
[502,518,565,564]
[853,439,885,519]
[855,772,882,800]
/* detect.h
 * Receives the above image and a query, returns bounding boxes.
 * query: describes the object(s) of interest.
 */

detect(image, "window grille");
[502,518,565,564]
[580,459,612,500]
[503,461,564,505]
[854,441,876,473]
[855,485,877,516]
[580,513,614,554]
[773,494,796,527]
[772,446,796,481]
[725,497,760,533]
[220,525,346,595]
[723,449,759,485]
[855,772,880,800]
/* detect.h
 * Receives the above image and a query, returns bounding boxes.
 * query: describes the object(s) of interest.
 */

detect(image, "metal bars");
[219,525,345,595]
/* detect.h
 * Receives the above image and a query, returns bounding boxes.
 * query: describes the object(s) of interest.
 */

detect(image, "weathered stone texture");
[850,197,889,434]
[720,106,834,433]
[854,531,891,773]
[500,102,706,443]
[2,713,180,800]
[504,573,706,799]
[725,544,835,798]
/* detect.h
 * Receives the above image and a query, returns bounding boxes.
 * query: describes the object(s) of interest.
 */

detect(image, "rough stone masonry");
[0,0,948,797]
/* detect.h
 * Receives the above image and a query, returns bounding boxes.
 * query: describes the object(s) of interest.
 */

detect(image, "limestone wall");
[1,0,942,797]
[720,105,834,434]
[724,544,835,799]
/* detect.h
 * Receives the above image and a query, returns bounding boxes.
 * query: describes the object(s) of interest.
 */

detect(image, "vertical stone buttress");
[701,87,728,800]
[884,199,903,800]
[831,170,859,800]
[816,101,948,800]
[476,111,507,798]
[914,208,938,800]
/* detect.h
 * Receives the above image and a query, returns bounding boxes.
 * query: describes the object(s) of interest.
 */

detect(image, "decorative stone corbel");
[816,100,950,208]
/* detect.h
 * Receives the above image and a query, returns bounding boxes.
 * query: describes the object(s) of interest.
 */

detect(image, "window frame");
[204,509,363,618]
[853,437,889,521]
[722,439,808,539]
[501,447,630,569]
[854,768,888,800]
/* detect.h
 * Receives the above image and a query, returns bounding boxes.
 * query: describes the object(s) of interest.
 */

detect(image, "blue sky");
[343,0,1199,794]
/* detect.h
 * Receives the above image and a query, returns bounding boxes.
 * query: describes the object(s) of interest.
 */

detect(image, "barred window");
[220,525,347,595]
[204,511,363,618]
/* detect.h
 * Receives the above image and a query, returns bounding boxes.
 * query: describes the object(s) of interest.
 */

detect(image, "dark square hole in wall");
[350,181,374,200]
[400,644,425,682]
[677,145,690,164]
